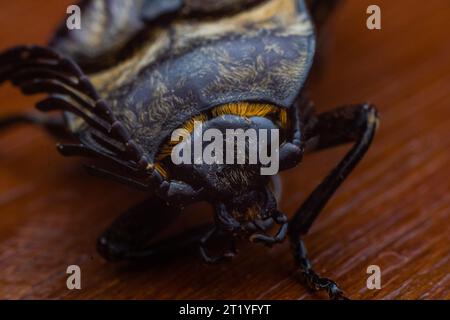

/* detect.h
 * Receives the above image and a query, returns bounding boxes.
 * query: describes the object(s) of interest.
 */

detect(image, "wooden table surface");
[0,0,449,300]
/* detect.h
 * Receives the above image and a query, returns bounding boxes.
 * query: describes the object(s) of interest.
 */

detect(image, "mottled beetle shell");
[51,0,315,163]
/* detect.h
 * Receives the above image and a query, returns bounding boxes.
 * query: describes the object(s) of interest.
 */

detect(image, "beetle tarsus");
[292,238,348,299]
[298,267,349,300]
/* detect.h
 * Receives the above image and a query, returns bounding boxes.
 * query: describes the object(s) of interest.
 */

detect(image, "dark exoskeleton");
[0,0,378,299]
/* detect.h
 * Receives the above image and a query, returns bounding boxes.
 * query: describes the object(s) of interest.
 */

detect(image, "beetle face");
[168,107,284,192]
[190,162,280,239]
[159,102,287,237]
[188,115,278,186]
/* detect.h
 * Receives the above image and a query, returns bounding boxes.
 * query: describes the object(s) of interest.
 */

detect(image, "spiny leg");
[1,45,161,184]
[289,104,379,299]
[198,203,240,264]
[97,196,212,261]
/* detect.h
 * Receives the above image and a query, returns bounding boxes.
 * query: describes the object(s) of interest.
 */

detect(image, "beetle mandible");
[0,0,379,299]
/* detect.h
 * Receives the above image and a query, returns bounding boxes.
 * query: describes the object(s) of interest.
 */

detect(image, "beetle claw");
[248,211,288,247]
[199,227,237,264]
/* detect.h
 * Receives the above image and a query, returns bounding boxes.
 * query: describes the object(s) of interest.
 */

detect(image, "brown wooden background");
[0,0,449,300]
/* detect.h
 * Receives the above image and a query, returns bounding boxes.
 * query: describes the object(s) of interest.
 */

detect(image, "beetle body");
[0,0,379,299]
[53,0,316,228]
[58,0,314,176]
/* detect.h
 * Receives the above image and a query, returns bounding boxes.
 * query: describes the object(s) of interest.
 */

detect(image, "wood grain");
[0,0,449,300]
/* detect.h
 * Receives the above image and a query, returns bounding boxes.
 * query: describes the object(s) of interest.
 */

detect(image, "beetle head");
[168,111,287,241]
[171,113,281,195]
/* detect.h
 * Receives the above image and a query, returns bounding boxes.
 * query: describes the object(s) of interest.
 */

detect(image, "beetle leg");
[199,226,237,265]
[58,144,142,174]
[214,202,241,233]
[279,104,304,170]
[249,211,288,247]
[292,104,379,233]
[84,165,159,191]
[197,204,241,264]
[116,223,212,261]
[160,180,205,205]
[0,46,117,135]
[293,239,348,300]
[97,196,212,261]
[289,103,379,299]
[0,45,162,184]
